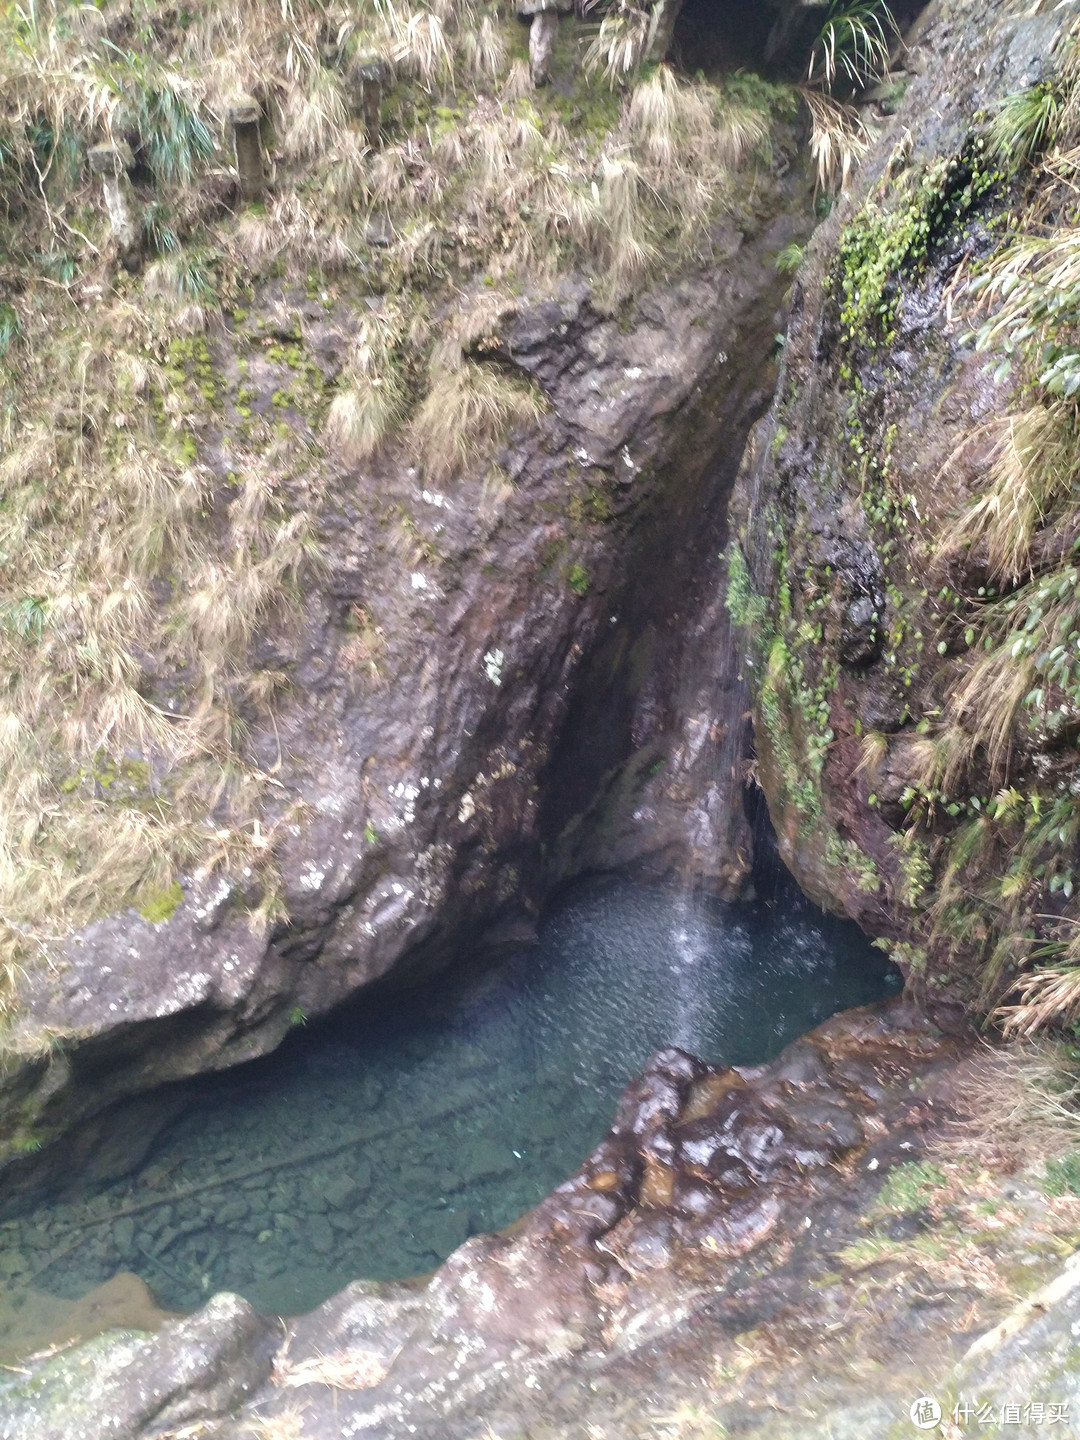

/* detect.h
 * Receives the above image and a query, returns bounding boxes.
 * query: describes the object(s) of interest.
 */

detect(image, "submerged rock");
[0,998,974,1437]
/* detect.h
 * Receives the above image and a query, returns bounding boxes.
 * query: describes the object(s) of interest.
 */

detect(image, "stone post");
[88,141,139,263]
[515,0,573,86]
[226,95,265,201]
[354,55,390,150]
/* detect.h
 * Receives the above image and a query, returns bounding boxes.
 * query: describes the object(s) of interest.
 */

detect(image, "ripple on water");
[0,874,900,1332]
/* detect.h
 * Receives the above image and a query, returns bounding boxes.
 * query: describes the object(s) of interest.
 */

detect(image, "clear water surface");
[0,874,900,1319]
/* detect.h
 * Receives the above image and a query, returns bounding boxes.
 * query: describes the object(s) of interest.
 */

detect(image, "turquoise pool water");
[0,874,900,1318]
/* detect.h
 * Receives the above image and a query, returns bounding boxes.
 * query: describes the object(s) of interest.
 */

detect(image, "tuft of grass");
[241,1405,310,1440]
[272,1347,393,1390]
[0,301,320,987]
[988,80,1064,173]
[933,1040,1080,1164]
[0,300,22,357]
[947,645,1035,784]
[410,358,546,482]
[325,314,410,465]
[281,67,350,163]
[870,1160,946,1217]
[940,406,1078,587]
[1044,1148,1080,1196]
[998,961,1080,1038]
[124,69,216,185]
[462,14,506,84]
[582,2,652,87]
[139,880,184,924]
[808,1,899,94]
[799,86,872,192]
[388,7,454,87]
[775,242,804,275]
[855,728,888,774]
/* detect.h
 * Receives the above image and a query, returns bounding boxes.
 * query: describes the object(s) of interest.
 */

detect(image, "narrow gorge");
[2,0,1080,1436]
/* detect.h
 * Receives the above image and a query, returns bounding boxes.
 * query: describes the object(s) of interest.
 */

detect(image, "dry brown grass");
[800,86,873,192]
[0,2,792,1005]
[0,290,319,986]
[583,3,653,87]
[272,1346,395,1390]
[997,960,1080,1038]
[325,312,411,464]
[931,1040,1080,1162]
[855,728,888,774]
[410,357,546,482]
[241,1406,310,1440]
[940,406,1078,586]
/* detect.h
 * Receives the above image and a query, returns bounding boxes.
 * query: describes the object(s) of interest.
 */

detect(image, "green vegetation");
[1044,1149,1080,1197]
[870,1160,946,1217]
[8,1132,44,1156]
[727,536,868,882]
[774,242,804,275]
[987,78,1068,174]
[835,140,1000,347]
[724,544,769,632]
[567,563,590,596]
[139,881,184,924]
[808,1,898,93]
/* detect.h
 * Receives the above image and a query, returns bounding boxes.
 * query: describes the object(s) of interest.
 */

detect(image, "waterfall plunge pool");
[0,872,900,1333]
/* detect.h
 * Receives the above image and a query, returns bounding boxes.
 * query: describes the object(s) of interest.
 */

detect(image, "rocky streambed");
[0,872,897,1341]
[7,995,1080,1439]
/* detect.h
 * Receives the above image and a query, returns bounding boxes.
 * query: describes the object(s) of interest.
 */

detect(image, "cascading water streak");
[0,870,900,1348]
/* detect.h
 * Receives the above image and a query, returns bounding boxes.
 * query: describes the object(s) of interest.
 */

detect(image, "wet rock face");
[0,1293,276,1440]
[0,998,968,1439]
[0,179,810,1171]
[729,0,1072,956]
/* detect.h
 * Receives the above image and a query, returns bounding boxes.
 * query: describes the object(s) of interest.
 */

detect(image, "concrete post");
[515,0,572,86]
[226,95,265,201]
[354,55,390,150]
[88,142,139,263]
[644,0,687,63]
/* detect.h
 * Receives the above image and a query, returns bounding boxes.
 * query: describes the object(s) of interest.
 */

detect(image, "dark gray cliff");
[1,190,809,1173]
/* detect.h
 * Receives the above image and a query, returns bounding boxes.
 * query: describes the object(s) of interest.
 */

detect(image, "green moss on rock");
[139,882,183,925]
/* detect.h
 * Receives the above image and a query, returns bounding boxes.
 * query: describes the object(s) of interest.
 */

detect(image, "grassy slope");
[0,0,798,1008]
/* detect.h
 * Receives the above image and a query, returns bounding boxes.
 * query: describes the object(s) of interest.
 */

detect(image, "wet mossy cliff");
[731,0,1080,1023]
[0,10,811,1170]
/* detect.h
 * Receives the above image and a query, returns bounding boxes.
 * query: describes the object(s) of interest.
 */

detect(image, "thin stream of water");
[0,873,900,1333]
